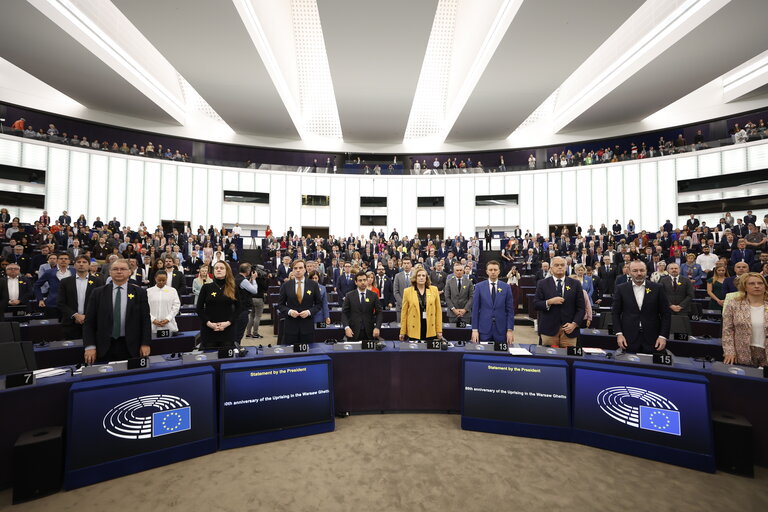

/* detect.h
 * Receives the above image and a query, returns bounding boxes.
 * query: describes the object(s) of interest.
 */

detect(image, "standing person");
[34,253,74,308]
[470,261,515,344]
[612,260,671,354]
[721,273,768,366]
[277,259,322,345]
[484,226,493,250]
[196,261,241,348]
[445,262,474,324]
[399,267,442,342]
[245,266,268,338]
[534,257,585,347]
[0,263,34,317]
[342,271,383,341]
[706,264,728,310]
[392,257,414,321]
[146,271,181,335]
[192,264,212,305]
[506,265,520,309]
[83,259,151,364]
[57,255,101,340]
[234,263,259,343]
[660,263,694,316]
[308,270,331,327]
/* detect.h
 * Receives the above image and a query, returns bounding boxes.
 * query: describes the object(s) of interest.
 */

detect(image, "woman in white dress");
[147,270,181,334]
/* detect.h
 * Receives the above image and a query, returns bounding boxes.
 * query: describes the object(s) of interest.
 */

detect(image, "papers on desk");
[508,347,532,356]
[33,368,70,379]
[582,347,606,355]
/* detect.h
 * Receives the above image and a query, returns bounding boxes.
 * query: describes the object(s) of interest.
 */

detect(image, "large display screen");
[220,356,334,445]
[572,362,714,471]
[461,356,570,439]
[65,366,216,489]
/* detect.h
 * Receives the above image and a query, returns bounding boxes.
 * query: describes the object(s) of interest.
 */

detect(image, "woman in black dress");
[196,261,241,348]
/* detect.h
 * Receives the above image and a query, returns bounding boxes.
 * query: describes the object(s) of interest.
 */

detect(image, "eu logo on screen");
[152,407,191,437]
[639,406,681,436]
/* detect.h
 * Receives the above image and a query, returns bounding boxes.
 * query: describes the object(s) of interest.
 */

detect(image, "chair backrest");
[670,315,692,335]
[598,311,613,330]
[0,341,36,375]
[0,322,21,343]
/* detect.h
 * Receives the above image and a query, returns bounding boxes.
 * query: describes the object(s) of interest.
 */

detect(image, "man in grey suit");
[392,257,413,321]
[659,263,694,315]
[429,260,448,300]
[445,263,473,323]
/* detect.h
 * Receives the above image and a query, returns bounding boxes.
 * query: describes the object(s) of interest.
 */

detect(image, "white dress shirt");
[6,276,19,301]
[147,285,181,333]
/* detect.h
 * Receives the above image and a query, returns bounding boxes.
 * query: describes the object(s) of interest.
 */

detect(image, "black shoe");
[245,333,253,338]
[255,333,263,339]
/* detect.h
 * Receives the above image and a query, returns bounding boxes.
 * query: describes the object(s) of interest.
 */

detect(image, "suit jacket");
[0,276,34,315]
[83,283,152,359]
[400,286,442,339]
[67,246,84,261]
[185,256,202,274]
[730,248,754,266]
[276,264,292,282]
[277,279,322,337]
[611,281,671,353]
[392,271,412,306]
[57,274,102,325]
[722,299,768,365]
[471,280,515,341]
[10,254,31,275]
[444,276,474,319]
[429,269,447,292]
[335,272,357,298]
[168,269,187,295]
[659,275,694,314]
[534,276,585,338]
[534,270,551,282]
[34,267,75,306]
[375,274,394,307]
[341,289,383,340]
[614,274,631,289]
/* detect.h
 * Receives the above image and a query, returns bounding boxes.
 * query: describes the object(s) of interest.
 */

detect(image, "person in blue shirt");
[573,264,595,304]
[680,253,705,288]
[309,270,331,325]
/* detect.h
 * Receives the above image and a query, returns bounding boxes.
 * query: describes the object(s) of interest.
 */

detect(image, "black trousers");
[99,337,132,361]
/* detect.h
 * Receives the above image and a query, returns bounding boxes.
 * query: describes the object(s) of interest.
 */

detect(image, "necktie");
[297,281,303,304]
[556,279,563,296]
[112,286,122,338]
[360,292,365,304]
[491,282,497,302]
[674,277,678,286]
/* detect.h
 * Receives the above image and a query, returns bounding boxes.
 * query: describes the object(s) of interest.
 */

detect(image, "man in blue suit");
[335,261,356,298]
[534,257,585,347]
[33,252,75,308]
[729,239,754,267]
[470,260,515,343]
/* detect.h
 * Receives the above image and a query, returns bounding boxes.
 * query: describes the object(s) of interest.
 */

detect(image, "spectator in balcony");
[23,126,36,138]
[145,142,155,157]
[157,144,165,158]
[164,148,173,159]
[499,155,506,172]
[100,141,109,151]
[89,139,98,149]
[46,124,58,138]
[70,135,79,146]
[528,154,536,169]
[79,136,89,147]
[110,142,118,152]
[735,126,749,144]
[35,128,46,139]
[129,144,139,155]
[757,119,766,139]
[11,118,25,131]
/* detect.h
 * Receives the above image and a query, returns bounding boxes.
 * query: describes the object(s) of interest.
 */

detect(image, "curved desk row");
[0,342,765,489]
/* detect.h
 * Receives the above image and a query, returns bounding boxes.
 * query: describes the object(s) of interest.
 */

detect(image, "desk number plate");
[127,357,149,370]
[361,340,375,350]
[567,346,584,357]
[653,353,673,366]
[673,332,689,341]
[293,343,309,353]
[494,342,508,352]
[218,348,236,359]
[427,340,442,350]
[156,329,170,338]
[5,372,35,388]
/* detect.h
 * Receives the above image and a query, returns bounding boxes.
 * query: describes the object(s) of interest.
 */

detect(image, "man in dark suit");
[429,260,447,298]
[286,227,295,240]
[614,263,631,289]
[663,220,674,234]
[83,258,151,364]
[57,255,102,339]
[58,210,71,226]
[335,261,356,298]
[522,248,540,274]
[729,239,754,267]
[108,217,121,233]
[659,263,694,316]
[484,226,492,250]
[275,255,292,282]
[732,219,748,238]
[686,214,700,231]
[744,210,757,226]
[341,272,383,340]
[612,260,671,354]
[445,263,473,323]
[375,263,394,308]
[534,261,551,282]
[534,257,585,347]
[185,252,202,275]
[163,256,187,295]
[597,256,617,294]
[277,259,322,344]
[9,245,31,276]
[0,263,34,316]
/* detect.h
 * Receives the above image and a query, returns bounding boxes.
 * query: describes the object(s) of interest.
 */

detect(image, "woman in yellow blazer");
[399,266,443,341]
[722,272,768,367]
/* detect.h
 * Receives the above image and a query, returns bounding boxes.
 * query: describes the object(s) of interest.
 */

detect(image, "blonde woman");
[650,260,668,283]
[192,264,212,305]
[398,266,442,341]
[721,273,768,367]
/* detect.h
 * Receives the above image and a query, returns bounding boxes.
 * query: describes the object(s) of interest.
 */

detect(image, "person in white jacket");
[147,270,181,334]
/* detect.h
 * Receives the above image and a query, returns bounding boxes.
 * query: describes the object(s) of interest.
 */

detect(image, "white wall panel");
[622,164,640,229]
[222,204,238,223]
[518,174,535,234]
[675,155,697,179]
[640,161,658,231]
[21,142,47,170]
[576,169,591,228]
[300,175,316,195]
[533,173,548,235]
[474,175,489,196]
[459,176,476,234]
[505,174,519,192]
[547,172,562,224]
[0,138,21,166]
[143,162,161,230]
[561,170,577,223]
[697,152,721,177]
[125,159,145,227]
[430,177,445,197]
[88,154,108,222]
[591,167,607,228]
[239,170,255,192]
[722,147,747,174]
[190,167,208,229]
[107,157,127,223]
[401,179,418,236]
[160,164,177,220]
[237,204,255,225]
[46,148,69,216]
[222,170,239,190]
[314,208,330,227]
[657,160,677,229]
[606,168,623,225]
[254,174,271,193]
[443,179,460,235]
[176,166,193,222]
[747,142,768,170]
